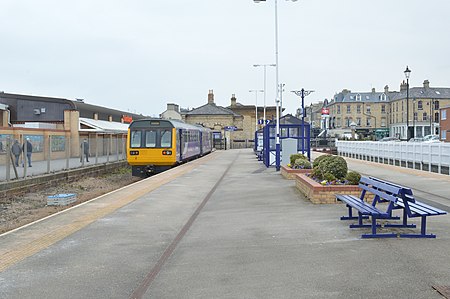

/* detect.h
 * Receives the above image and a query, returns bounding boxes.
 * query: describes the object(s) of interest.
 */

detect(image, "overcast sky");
[1,0,450,117]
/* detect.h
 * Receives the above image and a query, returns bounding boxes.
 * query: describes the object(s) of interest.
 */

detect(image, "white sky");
[1,0,450,117]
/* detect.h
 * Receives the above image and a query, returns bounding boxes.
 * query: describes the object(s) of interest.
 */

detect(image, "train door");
[178,129,184,161]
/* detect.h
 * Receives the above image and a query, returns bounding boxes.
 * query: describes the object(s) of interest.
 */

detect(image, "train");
[126,119,213,177]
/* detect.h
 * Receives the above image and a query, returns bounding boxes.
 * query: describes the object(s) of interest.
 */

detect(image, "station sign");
[321,108,329,115]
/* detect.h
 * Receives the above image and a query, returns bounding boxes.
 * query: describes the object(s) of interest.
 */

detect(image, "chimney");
[208,90,214,104]
[167,103,179,112]
[384,85,389,94]
[230,94,237,106]
[423,80,430,89]
[400,80,408,91]
[372,88,376,93]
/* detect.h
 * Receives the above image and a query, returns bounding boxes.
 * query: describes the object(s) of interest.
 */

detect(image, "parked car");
[423,135,440,143]
[408,137,424,142]
[379,136,400,142]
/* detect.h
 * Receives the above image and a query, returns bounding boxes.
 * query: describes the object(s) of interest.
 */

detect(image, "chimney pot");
[423,80,430,88]
[208,90,214,104]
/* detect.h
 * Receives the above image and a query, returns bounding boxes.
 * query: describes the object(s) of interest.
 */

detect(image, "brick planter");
[295,173,362,204]
[280,165,311,180]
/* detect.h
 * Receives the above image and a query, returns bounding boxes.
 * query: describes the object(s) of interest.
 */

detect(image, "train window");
[145,130,157,148]
[130,131,142,148]
[161,130,172,148]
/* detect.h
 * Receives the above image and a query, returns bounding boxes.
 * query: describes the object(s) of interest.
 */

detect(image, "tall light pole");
[291,89,314,155]
[249,89,264,132]
[254,0,298,171]
[253,64,276,125]
[404,66,411,140]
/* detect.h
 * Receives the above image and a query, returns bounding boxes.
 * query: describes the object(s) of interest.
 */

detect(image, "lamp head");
[404,66,411,79]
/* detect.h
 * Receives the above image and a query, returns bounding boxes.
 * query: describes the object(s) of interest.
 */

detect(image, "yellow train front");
[127,119,212,177]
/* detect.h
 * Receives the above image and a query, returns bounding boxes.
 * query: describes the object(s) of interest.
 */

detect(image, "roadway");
[0,149,449,298]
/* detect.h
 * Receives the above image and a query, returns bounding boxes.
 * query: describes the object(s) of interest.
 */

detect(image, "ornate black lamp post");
[404,66,412,139]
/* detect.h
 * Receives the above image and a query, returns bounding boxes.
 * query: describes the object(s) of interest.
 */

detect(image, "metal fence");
[0,135,127,182]
[336,140,450,175]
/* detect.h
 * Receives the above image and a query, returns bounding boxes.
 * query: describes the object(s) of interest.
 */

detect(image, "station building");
[160,90,278,149]
[0,92,146,164]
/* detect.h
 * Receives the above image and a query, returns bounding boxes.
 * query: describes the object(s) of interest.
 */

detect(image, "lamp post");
[404,66,412,139]
[253,64,276,126]
[291,89,314,155]
[350,121,357,140]
[254,0,298,171]
[249,89,264,132]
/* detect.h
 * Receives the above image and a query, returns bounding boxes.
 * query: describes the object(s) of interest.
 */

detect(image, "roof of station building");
[185,103,242,117]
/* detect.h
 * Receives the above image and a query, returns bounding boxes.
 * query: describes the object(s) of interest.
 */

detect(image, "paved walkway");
[0,149,449,298]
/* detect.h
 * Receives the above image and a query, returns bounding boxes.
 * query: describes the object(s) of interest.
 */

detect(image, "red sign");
[321,108,329,115]
[122,115,133,123]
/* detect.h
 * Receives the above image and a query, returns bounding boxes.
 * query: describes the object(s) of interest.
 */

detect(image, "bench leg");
[341,205,369,221]
[400,216,436,238]
[361,216,397,238]
[384,208,416,228]
[349,212,374,228]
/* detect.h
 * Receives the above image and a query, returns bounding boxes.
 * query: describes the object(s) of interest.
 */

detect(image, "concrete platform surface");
[1,149,449,299]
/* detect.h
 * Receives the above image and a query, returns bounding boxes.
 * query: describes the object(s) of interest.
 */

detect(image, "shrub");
[345,171,361,185]
[310,166,324,180]
[323,172,336,182]
[290,153,308,165]
[312,154,333,168]
[293,158,311,169]
[316,156,348,179]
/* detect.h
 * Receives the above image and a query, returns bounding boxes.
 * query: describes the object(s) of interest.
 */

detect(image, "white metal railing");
[336,140,450,175]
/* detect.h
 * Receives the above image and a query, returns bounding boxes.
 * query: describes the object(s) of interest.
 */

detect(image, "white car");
[423,135,440,143]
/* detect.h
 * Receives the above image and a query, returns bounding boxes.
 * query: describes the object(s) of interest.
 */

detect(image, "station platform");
[1,149,449,299]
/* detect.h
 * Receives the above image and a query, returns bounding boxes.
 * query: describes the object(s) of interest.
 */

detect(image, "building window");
[347,105,351,113]
[442,110,447,120]
[379,93,387,101]
[381,117,386,127]
[442,130,447,140]
[381,105,386,113]
[422,112,427,121]
[396,102,398,112]
[435,112,439,123]
[418,100,423,110]
[366,118,371,126]
[402,101,404,111]
[337,105,341,114]
[356,94,361,101]
[434,101,440,110]
[366,105,371,114]
[414,112,418,121]
[357,105,361,113]
[356,117,361,126]
[336,118,341,128]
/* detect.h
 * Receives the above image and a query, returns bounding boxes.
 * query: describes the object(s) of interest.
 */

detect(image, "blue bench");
[336,176,446,238]
[336,176,406,238]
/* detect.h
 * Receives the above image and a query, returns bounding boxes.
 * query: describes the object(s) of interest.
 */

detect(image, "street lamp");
[253,64,276,126]
[350,121,357,140]
[291,89,314,155]
[254,0,298,171]
[249,89,264,132]
[404,66,412,139]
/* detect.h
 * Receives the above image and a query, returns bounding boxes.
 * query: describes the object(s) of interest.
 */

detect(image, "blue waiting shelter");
[261,120,310,168]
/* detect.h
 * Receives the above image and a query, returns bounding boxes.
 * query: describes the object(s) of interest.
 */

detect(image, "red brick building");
[440,105,450,142]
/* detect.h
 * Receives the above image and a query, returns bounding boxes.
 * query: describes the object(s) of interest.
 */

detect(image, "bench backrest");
[368,176,415,202]
[359,176,411,204]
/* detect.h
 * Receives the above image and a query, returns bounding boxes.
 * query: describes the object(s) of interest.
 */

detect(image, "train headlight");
[162,150,172,155]
[129,150,139,155]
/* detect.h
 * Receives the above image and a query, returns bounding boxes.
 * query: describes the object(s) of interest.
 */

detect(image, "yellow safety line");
[0,152,219,272]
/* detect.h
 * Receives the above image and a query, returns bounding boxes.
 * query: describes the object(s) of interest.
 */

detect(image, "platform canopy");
[79,117,129,134]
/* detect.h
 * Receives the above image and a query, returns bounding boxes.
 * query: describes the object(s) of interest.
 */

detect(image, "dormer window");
[356,94,362,101]
[379,93,387,101]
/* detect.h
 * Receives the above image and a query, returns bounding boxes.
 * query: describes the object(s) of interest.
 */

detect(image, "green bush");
[290,153,308,165]
[311,167,324,180]
[316,156,348,179]
[323,172,336,182]
[293,158,311,169]
[345,171,361,185]
[312,154,333,168]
